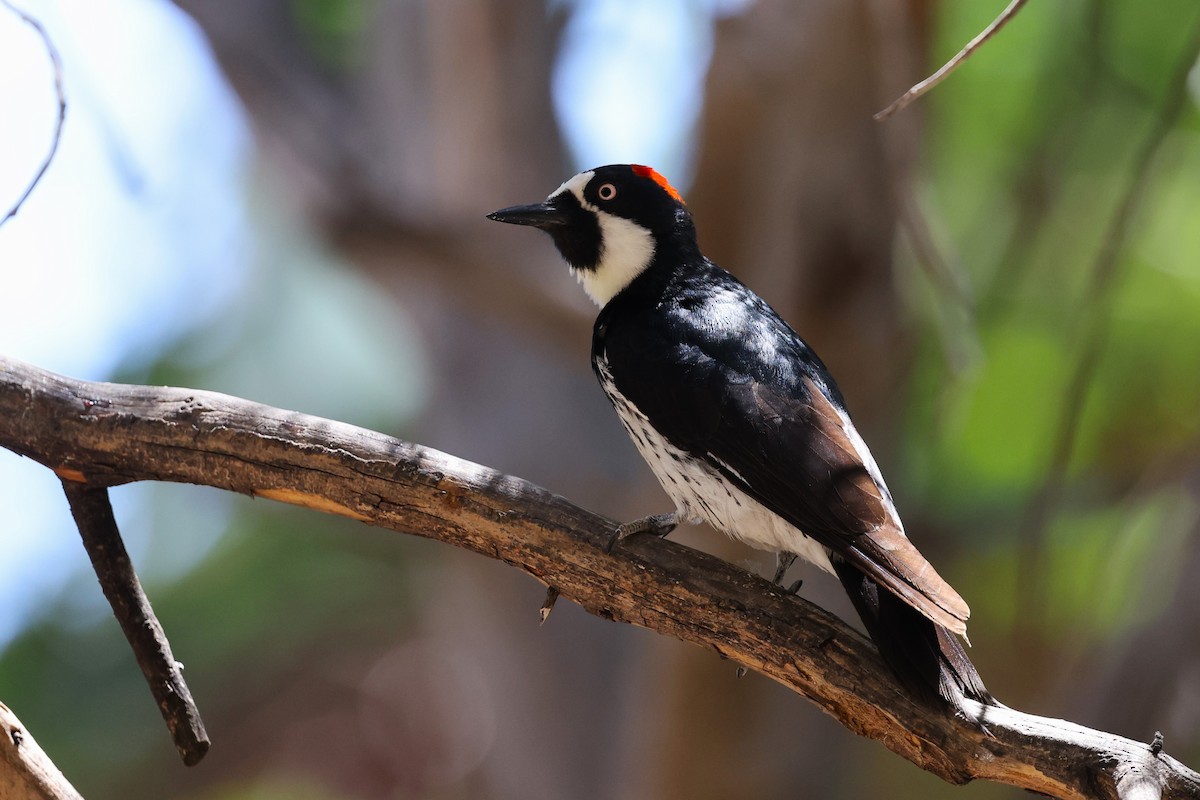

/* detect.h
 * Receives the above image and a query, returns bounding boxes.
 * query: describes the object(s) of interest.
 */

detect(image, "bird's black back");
[593,255,886,550]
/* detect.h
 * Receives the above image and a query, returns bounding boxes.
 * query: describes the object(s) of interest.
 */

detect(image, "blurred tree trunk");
[172,1,936,797]
[628,1,931,798]
[690,0,920,417]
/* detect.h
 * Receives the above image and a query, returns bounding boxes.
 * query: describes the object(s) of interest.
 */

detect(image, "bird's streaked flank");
[488,164,992,715]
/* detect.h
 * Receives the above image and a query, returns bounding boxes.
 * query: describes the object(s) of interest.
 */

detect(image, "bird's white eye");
[597,183,617,201]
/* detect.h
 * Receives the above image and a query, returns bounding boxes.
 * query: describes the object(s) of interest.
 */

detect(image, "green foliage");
[902,0,1200,655]
[290,0,372,71]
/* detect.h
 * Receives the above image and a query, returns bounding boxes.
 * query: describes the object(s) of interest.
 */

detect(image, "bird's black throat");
[545,192,602,273]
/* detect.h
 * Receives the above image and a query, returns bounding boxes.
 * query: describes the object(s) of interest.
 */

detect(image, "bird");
[487,164,992,715]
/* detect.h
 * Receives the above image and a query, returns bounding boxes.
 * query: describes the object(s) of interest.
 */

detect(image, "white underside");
[597,359,836,574]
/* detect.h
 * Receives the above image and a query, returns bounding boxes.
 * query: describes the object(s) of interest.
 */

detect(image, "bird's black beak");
[486,201,568,230]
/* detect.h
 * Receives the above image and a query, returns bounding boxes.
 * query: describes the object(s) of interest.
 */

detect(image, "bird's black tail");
[833,560,993,715]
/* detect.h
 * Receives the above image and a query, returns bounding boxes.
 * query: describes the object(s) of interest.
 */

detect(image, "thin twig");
[60,480,210,766]
[1014,9,1200,641]
[1,0,67,227]
[865,0,980,370]
[897,193,974,312]
[896,189,982,372]
[875,0,1030,121]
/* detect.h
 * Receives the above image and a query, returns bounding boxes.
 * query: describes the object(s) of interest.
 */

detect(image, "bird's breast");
[593,354,834,574]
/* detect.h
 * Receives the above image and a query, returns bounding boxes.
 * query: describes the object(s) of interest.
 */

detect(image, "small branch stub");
[539,586,560,624]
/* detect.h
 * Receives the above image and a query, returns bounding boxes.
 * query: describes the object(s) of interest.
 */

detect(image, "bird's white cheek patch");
[576,210,656,307]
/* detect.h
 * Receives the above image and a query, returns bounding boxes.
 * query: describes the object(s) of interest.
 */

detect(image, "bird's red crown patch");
[631,164,685,205]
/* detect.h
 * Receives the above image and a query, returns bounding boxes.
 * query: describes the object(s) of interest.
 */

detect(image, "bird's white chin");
[577,211,656,307]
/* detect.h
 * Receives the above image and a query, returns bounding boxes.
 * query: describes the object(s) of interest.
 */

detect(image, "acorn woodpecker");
[488,164,991,713]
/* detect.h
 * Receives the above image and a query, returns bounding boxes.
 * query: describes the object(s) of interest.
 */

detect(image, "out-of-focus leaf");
[290,0,371,71]
[921,321,1067,506]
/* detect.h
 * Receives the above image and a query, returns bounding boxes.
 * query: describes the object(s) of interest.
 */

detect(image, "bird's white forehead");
[549,170,595,205]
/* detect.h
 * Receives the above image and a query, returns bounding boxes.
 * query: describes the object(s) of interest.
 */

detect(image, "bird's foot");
[771,552,798,586]
[605,512,678,554]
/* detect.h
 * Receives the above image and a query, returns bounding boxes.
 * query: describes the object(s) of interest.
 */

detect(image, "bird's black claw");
[539,586,560,625]
[785,579,804,595]
[771,552,798,586]
[606,512,679,553]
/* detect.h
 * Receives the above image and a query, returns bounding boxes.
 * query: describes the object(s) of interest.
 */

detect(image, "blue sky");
[0,0,737,646]
[0,0,250,643]
[555,0,717,181]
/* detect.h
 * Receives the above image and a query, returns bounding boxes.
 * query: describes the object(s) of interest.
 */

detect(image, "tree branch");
[0,701,84,800]
[0,354,1197,799]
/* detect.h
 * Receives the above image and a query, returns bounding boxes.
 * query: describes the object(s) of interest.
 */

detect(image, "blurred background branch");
[1013,8,1200,670]
[0,0,63,227]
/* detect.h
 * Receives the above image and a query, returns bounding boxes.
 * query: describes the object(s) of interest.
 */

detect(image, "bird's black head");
[488,164,695,307]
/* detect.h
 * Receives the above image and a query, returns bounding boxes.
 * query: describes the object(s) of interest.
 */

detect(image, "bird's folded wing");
[711,377,969,635]
[604,319,969,635]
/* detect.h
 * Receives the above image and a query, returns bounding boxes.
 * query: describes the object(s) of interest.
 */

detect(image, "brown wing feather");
[798,378,970,635]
